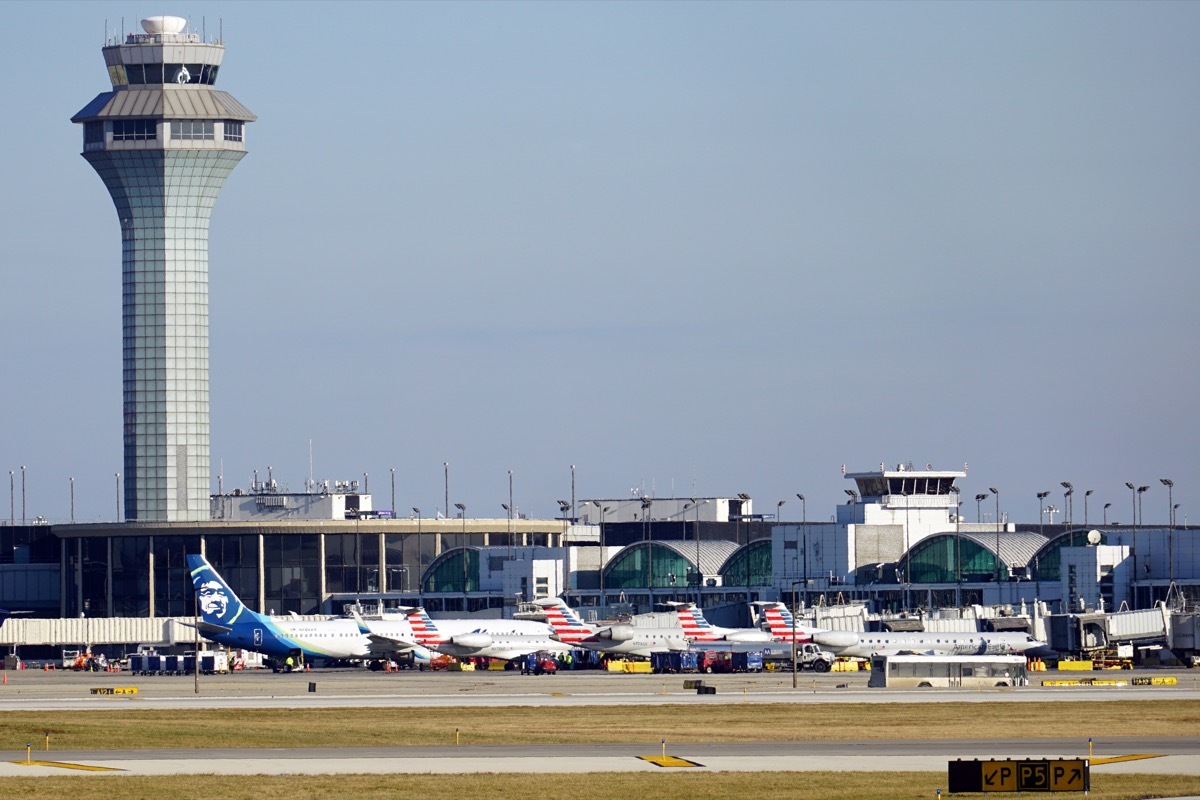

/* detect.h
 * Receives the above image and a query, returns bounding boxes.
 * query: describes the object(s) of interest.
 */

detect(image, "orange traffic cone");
[3,672,7,685]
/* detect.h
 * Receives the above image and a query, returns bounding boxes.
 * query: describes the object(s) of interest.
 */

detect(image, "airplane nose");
[1027,645,1058,659]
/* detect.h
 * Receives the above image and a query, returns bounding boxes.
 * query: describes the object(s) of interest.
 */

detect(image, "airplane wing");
[176,619,234,636]
[350,610,425,656]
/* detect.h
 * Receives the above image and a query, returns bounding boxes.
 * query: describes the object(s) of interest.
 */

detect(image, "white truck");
[795,643,836,672]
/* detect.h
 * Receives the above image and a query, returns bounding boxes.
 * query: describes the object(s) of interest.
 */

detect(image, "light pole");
[390,468,395,518]
[975,493,988,524]
[791,579,802,689]
[363,471,368,494]
[1126,482,1138,605]
[1137,485,1149,526]
[70,477,75,523]
[796,493,807,603]
[776,499,785,523]
[989,487,1001,583]
[1084,489,1093,528]
[1037,491,1050,538]
[9,471,13,525]
[1161,478,1174,586]
[21,465,26,524]
[570,464,576,522]
[508,469,514,558]
[454,502,467,609]
[1104,502,1111,525]
[115,472,121,520]
[590,500,611,606]
[1061,482,1073,529]
[641,497,653,605]
[443,462,449,521]
[413,507,422,602]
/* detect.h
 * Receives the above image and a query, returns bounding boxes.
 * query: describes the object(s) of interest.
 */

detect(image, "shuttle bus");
[868,654,1028,689]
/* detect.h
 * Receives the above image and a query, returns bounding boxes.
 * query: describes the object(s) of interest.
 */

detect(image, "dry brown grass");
[1,700,1196,750]
[0,772,1196,800]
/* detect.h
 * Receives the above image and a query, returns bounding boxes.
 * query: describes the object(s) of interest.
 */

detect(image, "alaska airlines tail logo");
[188,554,247,629]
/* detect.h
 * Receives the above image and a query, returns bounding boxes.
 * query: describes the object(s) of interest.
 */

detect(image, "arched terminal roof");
[422,547,480,594]
[718,539,773,587]
[899,531,1048,583]
[604,540,738,589]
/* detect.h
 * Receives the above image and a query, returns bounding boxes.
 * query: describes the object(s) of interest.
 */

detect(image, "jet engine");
[449,632,494,649]
[598,624,635,642]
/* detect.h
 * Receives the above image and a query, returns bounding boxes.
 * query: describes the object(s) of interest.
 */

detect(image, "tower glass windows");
[170,121,215,141]
[112,119,157,141]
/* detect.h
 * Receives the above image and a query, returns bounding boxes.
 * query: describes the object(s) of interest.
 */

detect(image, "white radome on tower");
[141,16,187,35]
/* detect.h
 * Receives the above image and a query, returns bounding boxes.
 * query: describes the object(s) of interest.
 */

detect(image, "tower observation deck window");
[112,119,157,141]
[171,120,215,141]
[84,121,104,144]
[121,63,218,86]
[223,120,243,142]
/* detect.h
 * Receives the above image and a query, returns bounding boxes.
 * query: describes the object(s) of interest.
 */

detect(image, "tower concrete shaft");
[72,16,254,521]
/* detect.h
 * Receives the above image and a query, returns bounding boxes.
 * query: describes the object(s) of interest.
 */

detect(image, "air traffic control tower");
[72,16,255,521]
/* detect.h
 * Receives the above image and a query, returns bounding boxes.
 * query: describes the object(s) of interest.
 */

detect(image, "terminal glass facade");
[423,548,479,594]
[720,540,773,587]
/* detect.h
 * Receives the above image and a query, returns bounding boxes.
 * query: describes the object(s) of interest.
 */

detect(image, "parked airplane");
[359,606,571,662]
[752,601,825,643]
[811,628,1055,659]
[667,602,777,643]
[186,554,430,666]
[535,599,693,658]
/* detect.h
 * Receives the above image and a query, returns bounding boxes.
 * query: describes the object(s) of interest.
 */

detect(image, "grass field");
[1,699,1196,749]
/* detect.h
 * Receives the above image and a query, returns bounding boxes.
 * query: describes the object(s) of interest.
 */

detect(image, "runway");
[3,665,1199,709]
[3,739,1198,777]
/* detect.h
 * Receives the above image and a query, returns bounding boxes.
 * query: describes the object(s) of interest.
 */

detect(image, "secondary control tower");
[72,16,255,521]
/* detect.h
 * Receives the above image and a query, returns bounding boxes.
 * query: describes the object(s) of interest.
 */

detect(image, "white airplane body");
[362,608,569,661]
[812,628,1054,659]
[534,599,692,658]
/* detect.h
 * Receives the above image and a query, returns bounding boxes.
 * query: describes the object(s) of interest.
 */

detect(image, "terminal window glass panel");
[112,537,150,617]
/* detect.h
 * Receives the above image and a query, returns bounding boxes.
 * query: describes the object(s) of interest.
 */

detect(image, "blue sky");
[1,1,1197,525]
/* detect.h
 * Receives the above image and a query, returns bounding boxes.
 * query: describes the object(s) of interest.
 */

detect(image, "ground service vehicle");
[651,651,699,673]
[794,643,835,672]
[867,654,1028,688]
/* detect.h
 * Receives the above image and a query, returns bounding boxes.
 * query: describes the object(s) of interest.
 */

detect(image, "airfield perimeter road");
[0,668,1197,777]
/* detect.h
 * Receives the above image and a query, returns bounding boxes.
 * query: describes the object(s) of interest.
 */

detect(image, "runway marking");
[639,755,703,768]
[9,759,124,772]
[1091,754,1163,764]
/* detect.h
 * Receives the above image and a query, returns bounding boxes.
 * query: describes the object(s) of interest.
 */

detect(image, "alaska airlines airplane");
[187,554,430,666]
[360,606,571,662]
[811,628,1055,659]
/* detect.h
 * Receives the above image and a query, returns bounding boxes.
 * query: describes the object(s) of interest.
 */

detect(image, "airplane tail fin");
[400,606,443,648]
[671,602,719,641]
[187,553,259,635]
[753,601,818,642]
[533,598,595,644]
